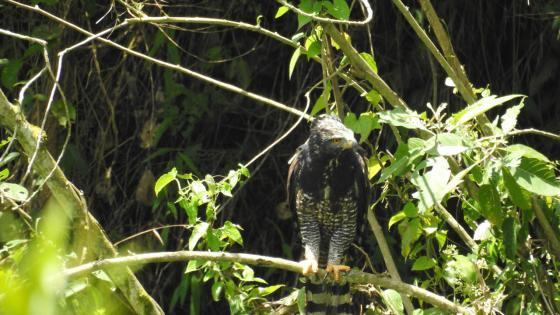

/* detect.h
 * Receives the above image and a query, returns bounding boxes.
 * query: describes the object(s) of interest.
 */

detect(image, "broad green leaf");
[434,133,467,156]
[412,256,436,271]
[382,289,404,315]
[343,112,380,143]
[191,180,208,201]
[154,168,177,196]
[505,144,550,163]
[0,182,29,202]
[206,228,221,251]
[367,155,386,179]
[411,157,451,212]
[211,281,224,301]
[275,6,290,18]
[297,0,321,29]
[0,168,9,180]
[221,221,243,245]
[502,167,532,210]
[403,202,418,218]
[258,284,284,296]
[360,52,378,74]
[401,218,421,257]
[510,157,560,196]
[450,94,523,127]
[324,0,350,20]
[501,101,524,133]
[388,211,406,229]
[379,155,409,183]
[288,48,302,80]
[443,255,477,286]
[503,217,518,259]
[189,222,209,250]
[378,108,428,131]
[304,36,321,59]
[311,82,331,116]
[185,259,204,274]
[435,230,447,249]
[297,287,306,314]
[365,90,381,106]
[478,184,504,226]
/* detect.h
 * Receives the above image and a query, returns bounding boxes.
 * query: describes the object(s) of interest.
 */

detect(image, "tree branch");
[63,250,472,314]
[275,0,373,26]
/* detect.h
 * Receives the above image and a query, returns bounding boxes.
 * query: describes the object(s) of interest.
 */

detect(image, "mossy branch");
[63,250,472,314]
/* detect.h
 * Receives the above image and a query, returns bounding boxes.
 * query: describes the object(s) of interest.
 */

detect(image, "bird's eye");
[331,138,342,144]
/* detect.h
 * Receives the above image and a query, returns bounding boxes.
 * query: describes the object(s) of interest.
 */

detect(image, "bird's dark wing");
[287,144,304,213]
[355,148,370,215]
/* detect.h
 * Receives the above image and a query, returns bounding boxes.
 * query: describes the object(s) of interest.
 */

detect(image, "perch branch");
[532,197,560,259]
[63,250,472,314]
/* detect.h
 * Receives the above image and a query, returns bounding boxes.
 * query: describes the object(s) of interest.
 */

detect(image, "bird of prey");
[287,114,369,314]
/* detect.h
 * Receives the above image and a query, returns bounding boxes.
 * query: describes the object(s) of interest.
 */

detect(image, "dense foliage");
[1,0,559,314]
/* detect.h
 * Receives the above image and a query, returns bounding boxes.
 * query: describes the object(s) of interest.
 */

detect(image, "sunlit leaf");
[412,256,436,271]
[401,218,421,257]
[275,6,290,18]
[365,90,381,106]
[189,222,209,250]
[505,144,550,163]
[411,157,451,212]
[382,289,404,315]
[323,0,350,20]
[378,108,428,131]
[288,48,302,80]
[258,284,284,296]
[502,167,532,210]
[501,101,524,133]
[434,132,467,156]
[211,281,224,301]
[343,112,380,143]
[443,255,477,286]
[360,52,378,74]
[388,211,406,229]
[510,157,560,196]
[450,94,523,127]
[221,221,243,246]
[154,168,177,196]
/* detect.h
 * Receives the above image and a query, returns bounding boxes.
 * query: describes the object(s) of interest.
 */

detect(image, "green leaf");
[382,289,404,315]
[502,167,532,210]
[403,202,418,218]
[0,182,29,202]
[359,52,378,74]
[365,90,381,106]
[288,48,302,80]
[221,221,243,246]
[510,157,560,196]
[154,168,177,196]
[311,83,331,116]
[343,112,380,143]
[189,222,209,250]
[443,255,477,286]
[323,0,350,20]
[185,259,204,274]
[275,6,290,18]
[401,218,421,257]
[501,101,524,133]
[378,108,428,131]
[206,228,221,251]
[304,36,321,59]
[411,157,451,212]
[211,281,224,301]
[450,94,523,127]
[434,133,467,156]
[505,144,550,163]
[478,184,504,226]
[412,256,436,271]
[258,284,284,296]
[296,287,306,314]
[388,211,406,229]
[1,59,22,89]
[503,217,518,259]
[297,0,321,29]
[0,168,9,181]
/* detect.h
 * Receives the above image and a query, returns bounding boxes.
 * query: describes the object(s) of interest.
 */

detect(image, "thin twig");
[6,0,311,121]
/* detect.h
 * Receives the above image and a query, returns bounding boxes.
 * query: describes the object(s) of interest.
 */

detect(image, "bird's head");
[309,114,357,155]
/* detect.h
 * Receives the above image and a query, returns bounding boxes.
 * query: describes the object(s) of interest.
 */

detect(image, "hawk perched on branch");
[288,114,369,314]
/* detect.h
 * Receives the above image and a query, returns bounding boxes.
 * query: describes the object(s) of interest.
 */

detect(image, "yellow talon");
[326,264,351,282]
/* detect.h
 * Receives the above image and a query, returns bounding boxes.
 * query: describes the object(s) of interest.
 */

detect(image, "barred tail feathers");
[305,275,353,315]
